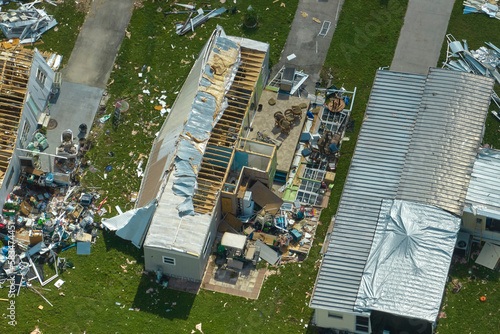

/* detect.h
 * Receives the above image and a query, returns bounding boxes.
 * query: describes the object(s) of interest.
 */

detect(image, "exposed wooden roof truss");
[0,46,34,183]
[193,48,265,214]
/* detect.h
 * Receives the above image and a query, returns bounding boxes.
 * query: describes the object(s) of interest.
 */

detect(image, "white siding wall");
[144,198,221,281]
[462,212,500,243]
[315,309,357,332]
[0,50,54,206]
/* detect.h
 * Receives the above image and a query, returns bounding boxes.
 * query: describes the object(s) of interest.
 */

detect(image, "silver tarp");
[102,200,156,248]
[354,199,460,323]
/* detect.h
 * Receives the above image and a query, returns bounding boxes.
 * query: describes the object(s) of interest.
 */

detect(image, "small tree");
[243,6,258,28]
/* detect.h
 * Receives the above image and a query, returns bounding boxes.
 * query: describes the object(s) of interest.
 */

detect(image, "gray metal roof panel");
[310,70,425,312]
[396,68,494,216]
[466,148,500,211]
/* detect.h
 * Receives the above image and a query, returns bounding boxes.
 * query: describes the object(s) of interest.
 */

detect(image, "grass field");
[0,0,412,333]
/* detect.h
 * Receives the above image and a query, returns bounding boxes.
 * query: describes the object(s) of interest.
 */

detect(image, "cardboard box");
[29,230,43,245]
[325,171,336,185]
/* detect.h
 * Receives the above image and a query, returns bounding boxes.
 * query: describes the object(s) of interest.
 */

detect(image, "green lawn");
[0,0,413,333]
[437,247,500,334]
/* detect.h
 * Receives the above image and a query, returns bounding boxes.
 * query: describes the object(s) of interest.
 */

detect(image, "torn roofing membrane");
[171,30,240,216]
[354,199,460,323]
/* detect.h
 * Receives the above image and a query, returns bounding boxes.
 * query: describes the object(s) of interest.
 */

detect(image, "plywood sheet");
[249,181,283,215]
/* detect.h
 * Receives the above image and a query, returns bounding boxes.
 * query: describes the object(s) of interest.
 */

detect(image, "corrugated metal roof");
[466,147,500,212]
[311,68,494,316]
[354,200,460,322]
[310,70,426,312]
[396,68,494,216]
[143,177,212,255]
[255,240,280,265]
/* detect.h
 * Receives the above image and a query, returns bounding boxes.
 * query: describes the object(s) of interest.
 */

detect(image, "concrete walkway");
[43,0,136,172]
[270,0,344,94]
[62,0,136,88]
[390,0,455,74]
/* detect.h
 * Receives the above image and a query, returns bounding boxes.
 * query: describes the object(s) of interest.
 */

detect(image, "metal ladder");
[268,65,285,88]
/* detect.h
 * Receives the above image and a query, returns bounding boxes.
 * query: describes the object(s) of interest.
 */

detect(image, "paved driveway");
[42,0,136,171]
[391,0,455,74]
[271,0,343,94]
[62,0,136,88]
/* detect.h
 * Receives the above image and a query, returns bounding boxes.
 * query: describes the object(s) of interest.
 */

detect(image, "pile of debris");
[217,181,319,268]
[0,1,57,44]
[464,0,500,19]
[443,34,500,82]
[0,167,105,305]
[167,3,226,36]
[443,34,500,118]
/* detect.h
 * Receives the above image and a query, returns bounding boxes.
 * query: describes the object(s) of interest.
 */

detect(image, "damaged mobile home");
[0,44,57,207]
[104,27,356,288]
[136,27,271,282]
[310,68,494,333]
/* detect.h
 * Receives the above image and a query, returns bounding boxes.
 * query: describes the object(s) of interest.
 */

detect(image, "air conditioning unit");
[455,231,471,251]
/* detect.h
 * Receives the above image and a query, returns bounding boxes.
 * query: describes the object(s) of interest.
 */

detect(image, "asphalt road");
[270,0,344,95]
[62,0,136,88]
[391,0,455,74]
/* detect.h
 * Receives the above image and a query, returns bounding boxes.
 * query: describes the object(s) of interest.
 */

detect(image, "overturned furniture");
[273,111,291,134]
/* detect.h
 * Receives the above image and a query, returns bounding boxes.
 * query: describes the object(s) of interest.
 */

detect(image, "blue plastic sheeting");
[463,6,479,14]
[177,197,195,217]
[171,34,240,215]
[214,35,238,51]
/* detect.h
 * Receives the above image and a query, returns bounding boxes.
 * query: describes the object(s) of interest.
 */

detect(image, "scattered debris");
[54,279,65,288]
[175,7,226,35]
[443,35,500,113]
[318,21,331,38]
[0,1,58,44]
[99,114,111,123]
[463,0,500,19]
